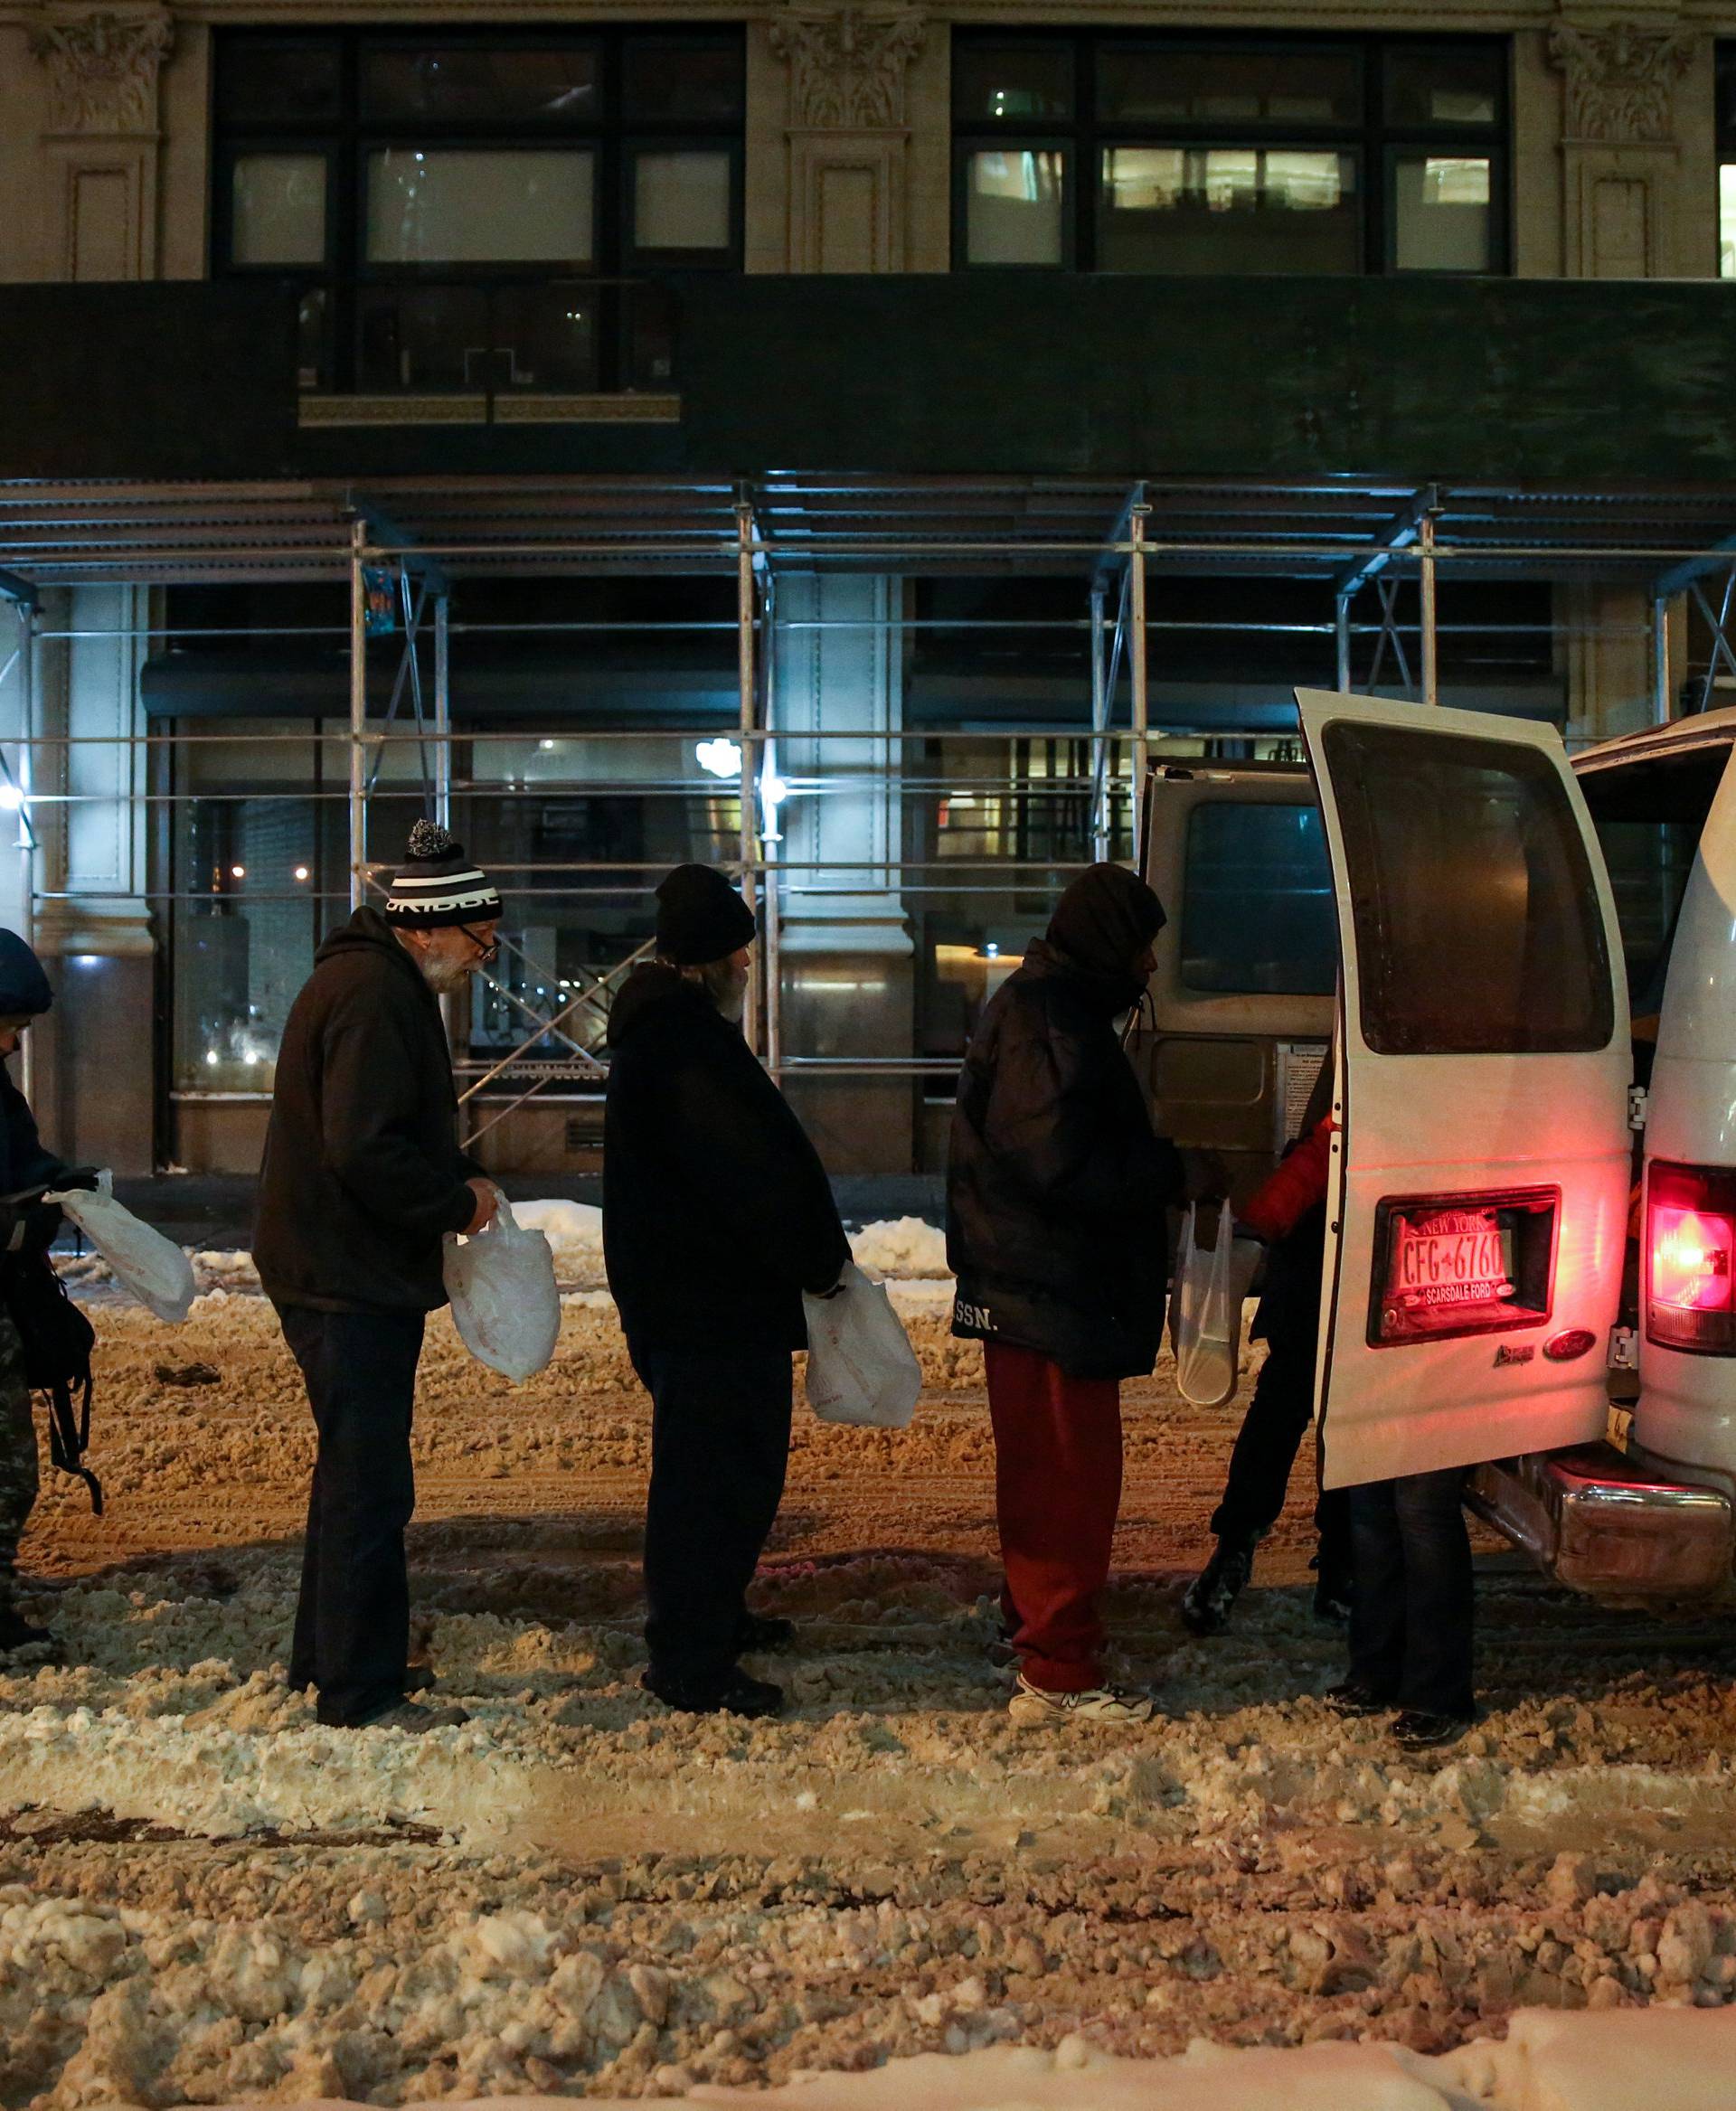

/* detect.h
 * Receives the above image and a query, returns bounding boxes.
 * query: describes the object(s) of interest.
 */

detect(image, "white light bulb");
[0,786,24,814]
[695,738,743,780]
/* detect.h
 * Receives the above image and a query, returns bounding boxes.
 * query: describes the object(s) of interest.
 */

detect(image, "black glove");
[55,1166,101,1193]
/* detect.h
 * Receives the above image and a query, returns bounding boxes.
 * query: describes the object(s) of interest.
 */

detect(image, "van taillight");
[1646,1162,1736,1353]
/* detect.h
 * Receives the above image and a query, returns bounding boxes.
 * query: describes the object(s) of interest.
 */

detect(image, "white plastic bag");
[46,1170,195,1324]
[1168,1201,1263,1409]
[443,1193,560,1382]
[803,1259,922,1429]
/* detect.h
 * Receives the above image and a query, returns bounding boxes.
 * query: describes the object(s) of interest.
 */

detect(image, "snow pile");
[850,1217,949,1280]
[512,1199,609,1288]
[1442,2003,1736,2109]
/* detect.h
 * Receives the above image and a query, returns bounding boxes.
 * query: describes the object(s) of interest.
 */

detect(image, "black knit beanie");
[384,821,502,928]
[656,863,756,966]
[1045,863,1166,979]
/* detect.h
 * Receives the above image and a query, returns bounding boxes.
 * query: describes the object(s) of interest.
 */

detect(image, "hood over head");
[1045,864,1166,978]
[0,930,51,1019]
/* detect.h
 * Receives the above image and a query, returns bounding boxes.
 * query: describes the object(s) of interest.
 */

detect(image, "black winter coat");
[603,965,849,1352]
[253,907,478,1314]
[947,943,1185,1380]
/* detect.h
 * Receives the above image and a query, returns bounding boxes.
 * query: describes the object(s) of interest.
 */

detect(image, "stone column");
[769,4,927,272]
[28,5,175,281]
[773,574,914,1173]
[1547,14,1704,741]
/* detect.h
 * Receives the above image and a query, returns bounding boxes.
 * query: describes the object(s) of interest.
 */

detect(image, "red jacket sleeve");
[1241,1117,1335,1243]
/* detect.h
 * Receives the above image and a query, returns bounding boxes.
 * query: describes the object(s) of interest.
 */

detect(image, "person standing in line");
[254,821,501,1733]
[604,862,849,1720]
[0,931,97,1659]
[1180,1097,1353,1637]
[948,863,1199,1725]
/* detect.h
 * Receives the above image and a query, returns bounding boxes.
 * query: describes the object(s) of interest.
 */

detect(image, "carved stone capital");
[1547,16,1695,145]
[769,5,926,130]
[27,5,175,135]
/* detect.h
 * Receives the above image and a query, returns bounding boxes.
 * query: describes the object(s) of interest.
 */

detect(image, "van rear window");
[1323,723,1614,1056]
[1181,801,1337,995]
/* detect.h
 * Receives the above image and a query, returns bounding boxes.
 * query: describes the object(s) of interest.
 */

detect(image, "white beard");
[419,956,470,997]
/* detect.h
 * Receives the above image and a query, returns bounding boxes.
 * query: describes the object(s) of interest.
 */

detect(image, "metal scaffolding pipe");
[1089,582,1109,862]
[433,593,451,828]
[1335,590,1352,693]
[1420,510,1439,709]
[761,573,783,1084]
[1129,504,1150,862]
[1653,596,1673,727]
[735,501,759,1053]
[348,521,367,909]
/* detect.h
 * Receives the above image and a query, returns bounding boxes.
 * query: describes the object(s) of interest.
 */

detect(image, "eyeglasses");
[457,924,500,966]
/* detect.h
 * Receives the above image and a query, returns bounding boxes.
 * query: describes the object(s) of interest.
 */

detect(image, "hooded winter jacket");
[0,932,71,1221]
[252,906,478,1314]
[947,866,1186,1380]
[603,964,849,1352]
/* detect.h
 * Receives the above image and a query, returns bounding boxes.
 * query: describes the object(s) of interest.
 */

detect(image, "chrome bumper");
[1467,1444,1735,1604]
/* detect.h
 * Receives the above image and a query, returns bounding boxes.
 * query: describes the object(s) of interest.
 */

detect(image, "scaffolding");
[3,470,1736,1162]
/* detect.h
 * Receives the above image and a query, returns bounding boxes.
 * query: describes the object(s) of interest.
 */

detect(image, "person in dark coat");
[948,863,1194,1724]
[254,821,501,1733]
[604,862,850,1719]
[0,932,94,1657]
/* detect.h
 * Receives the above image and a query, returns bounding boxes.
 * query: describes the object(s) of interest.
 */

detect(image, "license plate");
[1391,1208,1513,1312]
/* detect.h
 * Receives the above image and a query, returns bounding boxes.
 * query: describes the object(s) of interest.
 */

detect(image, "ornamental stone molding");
[27,5,174,135]
[1546,16,1695,146]
[769,5,927,130]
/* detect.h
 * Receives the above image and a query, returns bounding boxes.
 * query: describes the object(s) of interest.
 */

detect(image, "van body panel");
[1138,765,1333,1208]
[1296,689,1632,1491]
[1633,747,1736,1475]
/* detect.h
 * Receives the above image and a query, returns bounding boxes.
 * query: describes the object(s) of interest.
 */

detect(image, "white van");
[1140,689,1736,1606]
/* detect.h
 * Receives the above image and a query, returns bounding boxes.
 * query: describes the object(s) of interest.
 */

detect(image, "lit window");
[231,154,327,266]
[964,149,1067,266]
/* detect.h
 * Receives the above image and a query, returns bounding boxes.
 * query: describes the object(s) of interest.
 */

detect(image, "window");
[213,27,743,391]
[1717,47,1736,276]
[954,32,1508,275]
[1324,724,1613,1056]
[1181,801,1337,995]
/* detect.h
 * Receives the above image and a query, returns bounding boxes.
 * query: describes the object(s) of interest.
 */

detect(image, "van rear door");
[1297,689,1633,1489]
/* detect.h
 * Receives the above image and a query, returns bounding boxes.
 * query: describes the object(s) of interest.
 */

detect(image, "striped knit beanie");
[383,821,502,929]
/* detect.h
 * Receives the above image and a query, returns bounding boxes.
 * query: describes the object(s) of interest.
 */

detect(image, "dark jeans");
[634,1340,792,1690]
[278,1304,424,1728]
[1347,1466,1476,1718]
[1208,1217,1350,1582]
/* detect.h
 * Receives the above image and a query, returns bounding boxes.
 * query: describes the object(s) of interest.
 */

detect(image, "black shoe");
[1312,1577,1354,1625]
[1322,1680,1393,1718]
[0,1607,57,1657]
[736,1612,796,1654]
[405,1663,438,1694]
[1392,1709,1473,1751]
[640,1665,785,1718]
[1180,1538,1256,1636]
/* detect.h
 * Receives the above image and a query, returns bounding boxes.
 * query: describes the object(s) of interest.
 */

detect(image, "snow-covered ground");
[5,1252,1736,2106]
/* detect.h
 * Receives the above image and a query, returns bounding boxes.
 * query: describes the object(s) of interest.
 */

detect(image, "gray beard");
[419,957,470,997]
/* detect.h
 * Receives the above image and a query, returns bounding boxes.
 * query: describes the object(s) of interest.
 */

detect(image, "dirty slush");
[4,1270,1736,2106]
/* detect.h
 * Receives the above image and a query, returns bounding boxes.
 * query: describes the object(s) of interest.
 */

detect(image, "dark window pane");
[953,42,1075,123]
[231,153,327,266]
[1182,802,1337,994]
[622,38,743,121]
[1324,722,1614,1056]
[1098,146,1359,273]
[1382,45,1503,128]
[357,284,492,391]
[492,285,599,391]
[964,148,1066,265]
[1392,152,1491,270]
[217,41,342,123]
[631,150,732,254]
[296,287,329,391]
[360,44,600,123]
[1594,817,1699,1016]
[1098,47,1361,127]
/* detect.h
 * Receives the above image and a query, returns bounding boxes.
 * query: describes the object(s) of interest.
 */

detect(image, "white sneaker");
[1006,1673,1154,1725]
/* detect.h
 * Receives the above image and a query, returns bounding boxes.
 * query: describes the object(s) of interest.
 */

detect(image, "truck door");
[1138,763,1335,1211]
[1297,689,1633,1489]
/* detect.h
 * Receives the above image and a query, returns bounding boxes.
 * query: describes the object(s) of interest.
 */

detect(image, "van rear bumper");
[1467,1444,1734,1603]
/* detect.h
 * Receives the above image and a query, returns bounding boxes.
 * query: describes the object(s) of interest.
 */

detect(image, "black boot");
[640,1665,786,1718]
[1180,1536,1257,1636]
[735,1611,796,1654]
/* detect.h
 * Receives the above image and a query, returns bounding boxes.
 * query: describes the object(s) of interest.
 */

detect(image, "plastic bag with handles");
[1168,1200,1263,1409]
[443,1192,561,1382]
[802,1259,922,1429]
[46,1170,195,1324]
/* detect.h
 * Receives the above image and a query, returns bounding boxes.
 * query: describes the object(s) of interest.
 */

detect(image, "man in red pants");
[947,864,1194,1723]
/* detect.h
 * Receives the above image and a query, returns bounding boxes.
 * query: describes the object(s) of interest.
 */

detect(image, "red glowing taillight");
[1646,1162,1736,1353]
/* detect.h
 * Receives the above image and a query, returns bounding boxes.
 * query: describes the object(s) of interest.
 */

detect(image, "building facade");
[1,3,1733,1180]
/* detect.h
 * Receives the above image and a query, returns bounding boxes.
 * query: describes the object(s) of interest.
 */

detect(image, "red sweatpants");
[983,1340,1124,1693]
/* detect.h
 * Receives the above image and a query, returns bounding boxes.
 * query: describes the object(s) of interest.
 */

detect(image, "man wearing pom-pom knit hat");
[605,862,850,1718]
[255,822,501,1733]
